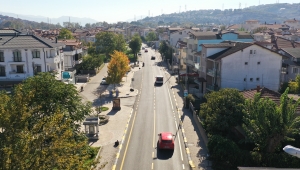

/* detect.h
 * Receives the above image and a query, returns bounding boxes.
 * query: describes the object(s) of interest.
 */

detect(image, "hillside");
[139,3,300,25]
[0,15,61,29]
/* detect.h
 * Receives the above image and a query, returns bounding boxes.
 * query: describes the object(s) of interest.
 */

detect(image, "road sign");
[184,90,188,97]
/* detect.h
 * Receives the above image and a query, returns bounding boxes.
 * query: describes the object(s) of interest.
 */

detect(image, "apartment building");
[0,29,65,83]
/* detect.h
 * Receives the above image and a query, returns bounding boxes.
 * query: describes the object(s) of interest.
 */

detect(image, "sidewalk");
[156,52,212,170]
[76,63,140,170]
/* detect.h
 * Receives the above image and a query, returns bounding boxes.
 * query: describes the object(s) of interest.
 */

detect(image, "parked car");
[145,49,148,52]
[101,77,109,85]
[138,52,142,55]
[151,56,156,60]
[158,132,174,150]
[142,47,145,50]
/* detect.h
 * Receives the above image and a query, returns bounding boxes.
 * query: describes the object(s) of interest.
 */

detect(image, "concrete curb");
[111,108,134,170]
[90,146,103,170]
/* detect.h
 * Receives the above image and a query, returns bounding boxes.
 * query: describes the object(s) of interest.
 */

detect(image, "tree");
[0,73,93,169]
[114,34,127,52]
[243,88,300,153]
[58,28,74,39]
[95,32,116,58]
[158,41,168,58]
[200,88,245,136]
[146,31,157,42]
[129,34,142,62]
[106,51,130,87]
[85,23,91,28]
[80,54,104,70]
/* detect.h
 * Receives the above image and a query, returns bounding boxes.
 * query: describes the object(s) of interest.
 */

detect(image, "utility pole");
[185,5,187,12]
[179,6,181,13]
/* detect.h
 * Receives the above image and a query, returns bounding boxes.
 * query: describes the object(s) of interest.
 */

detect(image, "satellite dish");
[283,145,300,158]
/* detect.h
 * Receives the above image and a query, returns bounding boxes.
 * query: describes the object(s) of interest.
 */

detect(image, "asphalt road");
[117,46,188,170]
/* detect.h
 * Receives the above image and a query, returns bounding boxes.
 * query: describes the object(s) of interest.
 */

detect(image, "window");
[253,50,256,54]
[34,65,41,75]
[0,66,5,76]
[57,63,60,69]
[46,51,48,58]
[16,65,24,73]
[256,78,260,81]
[250,50,253,54]
[257,61,260,65]
[245,62,248,65]
[250,78,253,82]
[293,68,298,73]
[32,50,40,58]
[13,51,22,61]
[244,78,246,81]
[0,51,4,62]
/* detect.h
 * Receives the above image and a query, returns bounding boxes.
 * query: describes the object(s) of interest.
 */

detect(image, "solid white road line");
[175,120,184,161]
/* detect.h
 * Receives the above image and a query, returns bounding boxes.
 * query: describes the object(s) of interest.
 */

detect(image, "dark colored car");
[151,56,155,60]
[158,132,174,150]
[145,49,148,52]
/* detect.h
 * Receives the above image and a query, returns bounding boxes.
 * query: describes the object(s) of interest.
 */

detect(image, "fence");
[189,102,209,147]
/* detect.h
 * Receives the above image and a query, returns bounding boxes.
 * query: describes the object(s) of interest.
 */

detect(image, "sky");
[1,0,299,23]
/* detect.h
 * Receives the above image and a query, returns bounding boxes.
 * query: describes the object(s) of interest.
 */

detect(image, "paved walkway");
[75,63,140,170]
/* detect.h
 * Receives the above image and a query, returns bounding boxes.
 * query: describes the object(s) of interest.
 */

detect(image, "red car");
[158,132,174,150]
[145,49,148,52]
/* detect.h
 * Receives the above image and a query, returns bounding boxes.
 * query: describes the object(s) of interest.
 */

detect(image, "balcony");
[206,85,220,91]
[186,59,195,66]
[9,71,26,74]
[63,48,83,56]
[207,69,220,77]
[46,55,60,63]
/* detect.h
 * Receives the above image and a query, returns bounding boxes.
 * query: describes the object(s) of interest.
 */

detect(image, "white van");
[155,75,164,84]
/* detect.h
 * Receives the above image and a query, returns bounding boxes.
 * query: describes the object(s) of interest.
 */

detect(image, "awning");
[62,72,71,79]
[180,73,199,77]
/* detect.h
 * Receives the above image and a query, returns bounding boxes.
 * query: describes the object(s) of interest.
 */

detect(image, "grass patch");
[101,107,109,112]
[83,146,100,168]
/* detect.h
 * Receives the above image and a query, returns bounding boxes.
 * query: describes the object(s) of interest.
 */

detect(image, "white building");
[0,29,65,83]
[169,29,198,48]
[202,42,284,92]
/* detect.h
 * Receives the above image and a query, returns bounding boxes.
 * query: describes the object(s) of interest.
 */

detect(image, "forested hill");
[139,3,300,25]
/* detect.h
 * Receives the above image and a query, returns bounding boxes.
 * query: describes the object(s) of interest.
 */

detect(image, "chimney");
[256,85,261,92]
[294,18,296,21]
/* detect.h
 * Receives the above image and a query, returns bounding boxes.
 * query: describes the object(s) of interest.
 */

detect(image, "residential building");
[183,30,254,91]
[106,28,126,37]
[201,42,285,93]
[169,28,199,48]
[0,29,65,83]
[59,39,84,68]
[284,19,300,30]
[172,41,187,74]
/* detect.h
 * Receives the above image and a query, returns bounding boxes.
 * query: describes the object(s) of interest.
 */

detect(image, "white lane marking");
[182,164,185,169]
[175,120,184,161]
[167,84,174,110]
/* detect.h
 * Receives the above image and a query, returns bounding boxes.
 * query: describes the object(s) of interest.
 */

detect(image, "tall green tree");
[114,34,127,52]
[58,28,74,39]
[243,88,300,153]
[0,73,93,170]
[146,31,157,42]
[95,32,116,58]
[200,88,245,136]
[106,51,130,88]
[129,34,142,62]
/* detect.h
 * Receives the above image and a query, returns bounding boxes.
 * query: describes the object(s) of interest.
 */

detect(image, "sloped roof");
[275,36,300,49]
[189,31,220,40]
[207,42,253,60]
[0,29,21,35]
[281,48,300,58]
[0,35,64,49]
[202,43,234,48]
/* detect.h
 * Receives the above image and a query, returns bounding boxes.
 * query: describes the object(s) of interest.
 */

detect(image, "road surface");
[117,46,188,170]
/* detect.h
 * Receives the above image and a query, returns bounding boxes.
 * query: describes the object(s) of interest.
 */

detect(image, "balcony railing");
[206,85,220,91]
[207,69,220,77]
[9,71,26,74]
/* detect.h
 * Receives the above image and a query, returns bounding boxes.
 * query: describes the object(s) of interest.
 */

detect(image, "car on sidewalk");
[157,132,174,150]
[151,56,156,60]
[100,77,109,85]
[138,52,142,55]
[145,49,148,52]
